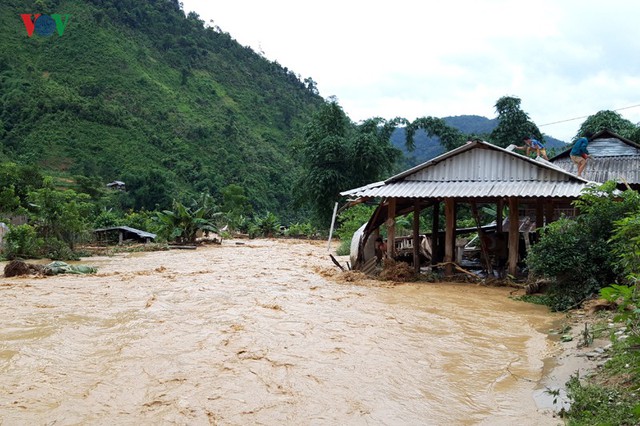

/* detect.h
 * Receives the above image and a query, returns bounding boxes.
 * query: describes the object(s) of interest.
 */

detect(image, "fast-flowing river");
[0,239,562,425]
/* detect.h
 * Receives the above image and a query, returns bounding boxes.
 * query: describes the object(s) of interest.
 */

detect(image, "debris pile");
[3,260,97,277]
[4,260,44,277]
[379,259,417,282]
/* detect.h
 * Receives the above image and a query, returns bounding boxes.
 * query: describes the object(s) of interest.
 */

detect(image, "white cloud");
[181,0,640,141]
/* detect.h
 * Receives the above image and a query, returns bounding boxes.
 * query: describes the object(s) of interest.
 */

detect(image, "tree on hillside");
[490,96,542,148]
[575,110,639,142]
[405,117,465,151]
[120,169,177,211]
[297,101,352,224]
[351,117,406,187]
[297,101,402,224]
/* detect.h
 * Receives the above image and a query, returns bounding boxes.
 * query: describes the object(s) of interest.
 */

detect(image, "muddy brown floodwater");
[0,239,564,425]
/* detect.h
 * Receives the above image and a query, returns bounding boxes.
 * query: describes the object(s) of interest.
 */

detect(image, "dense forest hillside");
[0,0,574,219]
[392,115,569,168]
[0,0,324,217]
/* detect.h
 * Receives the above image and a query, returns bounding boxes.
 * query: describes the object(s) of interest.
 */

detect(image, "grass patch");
[564,373,640,425]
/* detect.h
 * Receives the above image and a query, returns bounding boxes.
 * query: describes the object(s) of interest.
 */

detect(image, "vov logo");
[21,14,71,37]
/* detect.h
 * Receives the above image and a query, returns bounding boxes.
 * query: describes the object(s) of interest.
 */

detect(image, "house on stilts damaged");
[339,140,595,277]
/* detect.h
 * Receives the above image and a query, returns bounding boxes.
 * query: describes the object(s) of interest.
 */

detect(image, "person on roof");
[570,131,593,177]
[515,136,549,160]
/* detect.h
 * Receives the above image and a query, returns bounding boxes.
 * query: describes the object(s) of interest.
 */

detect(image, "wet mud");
[0,239,563,425]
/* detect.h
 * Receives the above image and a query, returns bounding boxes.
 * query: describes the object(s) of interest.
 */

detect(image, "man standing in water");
[570,132,593,177]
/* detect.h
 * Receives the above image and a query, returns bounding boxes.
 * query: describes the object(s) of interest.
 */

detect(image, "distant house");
[94,226,156,244]
[550,130,640,190]
[106,180,126,190]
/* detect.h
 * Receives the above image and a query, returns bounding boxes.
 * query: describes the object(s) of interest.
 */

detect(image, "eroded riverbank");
[0,239,564,425]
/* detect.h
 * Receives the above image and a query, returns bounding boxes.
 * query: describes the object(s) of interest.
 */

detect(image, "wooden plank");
[536,198,544,229]
[361,257,377,275]
[413,202,421,272]
[329,254,345,271]
[545,199,554,226]
[444,198,455,276]
[431,201,440,265]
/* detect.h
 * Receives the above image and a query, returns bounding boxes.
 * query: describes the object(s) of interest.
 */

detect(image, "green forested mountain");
[0,0,324,218]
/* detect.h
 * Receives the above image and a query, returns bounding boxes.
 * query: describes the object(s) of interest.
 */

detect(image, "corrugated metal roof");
[586,138,640,157]
[552,129,640,159]
[94,226,157,239]
[341,140,591,199]
[400,148,574,182]
[387,140,583,183]
[552,156,640,184]
[342,180,591,199]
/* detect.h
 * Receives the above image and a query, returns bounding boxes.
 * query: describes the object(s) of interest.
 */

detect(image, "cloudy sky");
[180,0,640,142]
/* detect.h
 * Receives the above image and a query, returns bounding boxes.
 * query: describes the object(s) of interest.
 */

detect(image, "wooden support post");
[413,202,421,272]
[545,200,554,226]
[536,198,544,230]
[431,201,440,265]
[497,199,503,232]
[387,197,396,259]
[444,198,455,276]
[508,198,519,276]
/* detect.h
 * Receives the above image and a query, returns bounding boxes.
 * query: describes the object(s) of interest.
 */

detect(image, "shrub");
[227,214,251,234]
[285,221,319,239]
[3,224,43,260]
[526,183,640,311]
[94,210,123,228]
[250,212,280,238]
[564,374,640,425]
[121,209,158,233]
[45,237,80,261]
[527,218,600,311]
[336,241,351,256]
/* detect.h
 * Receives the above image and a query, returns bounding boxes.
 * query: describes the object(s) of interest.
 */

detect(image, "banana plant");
[156,197,220,244]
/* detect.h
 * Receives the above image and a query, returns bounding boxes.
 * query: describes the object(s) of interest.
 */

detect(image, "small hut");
[94,226,156,245]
